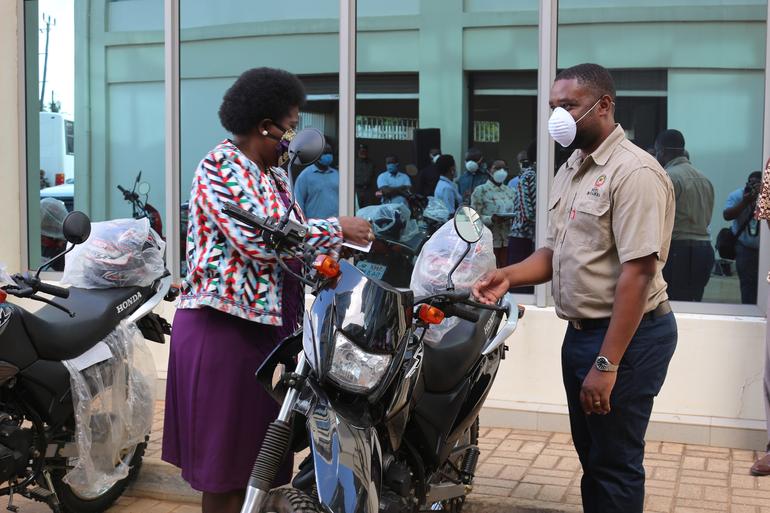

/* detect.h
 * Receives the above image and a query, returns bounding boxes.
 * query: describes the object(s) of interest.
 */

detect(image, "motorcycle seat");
[421,307,498,393]
[19,285,149,361]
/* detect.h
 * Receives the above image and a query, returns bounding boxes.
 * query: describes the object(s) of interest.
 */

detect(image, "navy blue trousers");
[561,312,677,513]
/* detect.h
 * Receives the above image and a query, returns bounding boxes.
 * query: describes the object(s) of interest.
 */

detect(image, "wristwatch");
[595,356,619,372]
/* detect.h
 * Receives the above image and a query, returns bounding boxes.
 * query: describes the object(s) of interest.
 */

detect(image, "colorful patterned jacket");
[179,139,343,326]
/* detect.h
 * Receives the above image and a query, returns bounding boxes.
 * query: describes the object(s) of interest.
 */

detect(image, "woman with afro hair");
[162,67,372,513]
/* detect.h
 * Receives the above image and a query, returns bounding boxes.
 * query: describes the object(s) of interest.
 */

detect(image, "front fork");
[240,354,308,513]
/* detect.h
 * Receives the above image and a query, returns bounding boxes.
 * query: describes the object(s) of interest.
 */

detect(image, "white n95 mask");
[547,97,602,148]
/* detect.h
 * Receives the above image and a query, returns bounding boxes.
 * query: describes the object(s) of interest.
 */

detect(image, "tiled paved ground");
[12,402,770,512]
[471,426,770,513]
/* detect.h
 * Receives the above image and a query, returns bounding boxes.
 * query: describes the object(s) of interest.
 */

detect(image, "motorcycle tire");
[50,439,147,513]
[262,488,323,513]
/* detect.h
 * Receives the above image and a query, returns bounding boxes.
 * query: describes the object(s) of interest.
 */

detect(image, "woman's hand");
[339,216,373,246]
[472,269,511,304]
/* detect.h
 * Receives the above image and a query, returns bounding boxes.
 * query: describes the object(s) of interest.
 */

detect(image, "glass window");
[557,0,767,306]
[178,0,340,276]
[352,0,540,294]
[24,0,166,273]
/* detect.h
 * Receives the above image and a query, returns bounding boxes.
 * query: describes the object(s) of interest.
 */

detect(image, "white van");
[39,112,74,187]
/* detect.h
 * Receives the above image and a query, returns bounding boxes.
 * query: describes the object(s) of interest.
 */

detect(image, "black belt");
[670,239,712,247]
[569,301,672,331]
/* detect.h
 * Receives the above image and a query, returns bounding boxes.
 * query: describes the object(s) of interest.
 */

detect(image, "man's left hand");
[580,367,616,415]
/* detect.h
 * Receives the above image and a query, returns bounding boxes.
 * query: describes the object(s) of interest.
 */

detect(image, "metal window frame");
[13,0,770,318]
[165,0,180,282]
[535,0,558,308]
[17,0,29,273]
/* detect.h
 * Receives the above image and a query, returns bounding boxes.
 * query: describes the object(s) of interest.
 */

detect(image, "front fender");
[306,385,382,513]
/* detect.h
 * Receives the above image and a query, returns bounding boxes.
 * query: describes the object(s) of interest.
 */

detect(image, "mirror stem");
[446,242,472,291]
[35,244,75,279]
[278,152,301,230]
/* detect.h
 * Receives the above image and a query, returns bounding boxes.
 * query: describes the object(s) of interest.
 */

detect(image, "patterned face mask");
[276,127,296,167]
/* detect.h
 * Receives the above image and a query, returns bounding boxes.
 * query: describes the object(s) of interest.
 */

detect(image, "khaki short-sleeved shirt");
[544,125,675,320]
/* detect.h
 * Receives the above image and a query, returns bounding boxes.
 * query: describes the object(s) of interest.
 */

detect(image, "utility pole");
[39,13,55,111]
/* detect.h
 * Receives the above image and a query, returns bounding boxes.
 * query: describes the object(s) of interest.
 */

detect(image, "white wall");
[484,307,768,449]
[0,1,21,274]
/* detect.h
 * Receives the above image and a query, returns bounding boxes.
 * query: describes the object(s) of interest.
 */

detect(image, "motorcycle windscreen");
[308,260,412,358]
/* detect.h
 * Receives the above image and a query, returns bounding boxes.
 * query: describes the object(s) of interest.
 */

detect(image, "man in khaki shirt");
[473,63,677,513]
[655,129,715,301]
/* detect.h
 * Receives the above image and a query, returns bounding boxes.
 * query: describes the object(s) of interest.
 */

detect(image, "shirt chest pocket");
[570,198,612,247]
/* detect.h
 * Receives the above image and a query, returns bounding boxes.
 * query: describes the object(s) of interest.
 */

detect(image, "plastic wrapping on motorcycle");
[410,220,496,343]
[356,203,419,243]
[422,197,450,223]
[61,320,157,497]
[62,218,166,289]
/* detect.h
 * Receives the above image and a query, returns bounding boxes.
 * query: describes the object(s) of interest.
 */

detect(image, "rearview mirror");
[138,182,151,195]
[62,211,91,245]
[288,128,326,168]
[453,206,484,244]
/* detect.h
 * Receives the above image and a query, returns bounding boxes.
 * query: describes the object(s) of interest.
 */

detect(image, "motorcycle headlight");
[328,332,392,394]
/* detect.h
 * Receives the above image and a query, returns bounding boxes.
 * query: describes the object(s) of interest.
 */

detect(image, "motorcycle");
[118,171,164,239]
[0,211,176,512]
[220,128,524,513]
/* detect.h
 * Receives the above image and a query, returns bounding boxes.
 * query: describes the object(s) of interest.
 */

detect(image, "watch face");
[596,357,609,371]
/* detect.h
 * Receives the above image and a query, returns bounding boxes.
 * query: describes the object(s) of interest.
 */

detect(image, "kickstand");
[7,486,18,513]
[42,471,62,513]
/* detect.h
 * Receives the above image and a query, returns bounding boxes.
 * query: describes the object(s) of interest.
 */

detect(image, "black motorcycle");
[221,128,523,513]
[0,211,175,512]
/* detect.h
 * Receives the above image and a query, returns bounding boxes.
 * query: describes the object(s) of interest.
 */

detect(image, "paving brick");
[519,472,573,487]
[653,466,679,481]
[519,441,547,454]
[485,428,512,439]
[732,475,759,489]
[531,454,560,469]
[707,457,731,473]
[476,462,503,478]
[674,498,729,511]
[497,439,524,451]
[682,456,706,471]
[704,485,729,503]
[510,482,541,499]
[556,457,581,472]
[676,484,704,499]
[550,433,572,444]
[731,506,759,513]
[646,494,674,512]
[661,442,685,455]
[537,484,567,502]
[498,465,528,481]
[473,484,511,497]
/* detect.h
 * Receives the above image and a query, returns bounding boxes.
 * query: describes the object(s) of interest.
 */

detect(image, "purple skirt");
[162,287,301,493]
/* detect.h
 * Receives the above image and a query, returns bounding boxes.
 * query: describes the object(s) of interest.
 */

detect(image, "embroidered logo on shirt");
[595,175,607,187]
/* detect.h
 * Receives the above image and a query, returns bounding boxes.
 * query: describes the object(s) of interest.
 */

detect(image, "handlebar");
[442,303,480,323]
[4,274,69,299]
[117,185,139,202]
[222,202,270,231]
[35,280,70,299]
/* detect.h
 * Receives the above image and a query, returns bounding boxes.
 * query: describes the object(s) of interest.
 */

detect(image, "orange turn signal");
[418,304,445,325]
[314,255,340,278]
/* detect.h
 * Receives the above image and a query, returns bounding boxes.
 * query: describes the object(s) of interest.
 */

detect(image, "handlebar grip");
[222,202,269,230]
[36,281,70,299]
[444,303,480,323]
